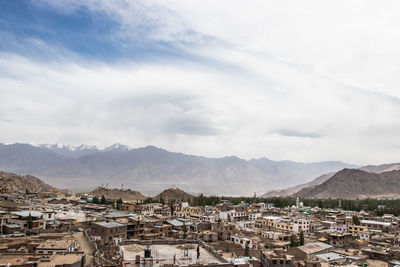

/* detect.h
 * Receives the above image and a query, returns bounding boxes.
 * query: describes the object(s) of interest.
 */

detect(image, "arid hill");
[89,187,146,201]
[294,169,400,199]
[0,171,57,193]
[153,187,194,203]
[261,173,334,197]
[262,162,400,198]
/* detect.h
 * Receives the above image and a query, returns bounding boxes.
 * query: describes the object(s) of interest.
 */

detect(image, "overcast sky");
[1,0,400,165]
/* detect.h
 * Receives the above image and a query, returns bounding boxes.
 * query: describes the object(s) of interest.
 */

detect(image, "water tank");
[144,248,151,258]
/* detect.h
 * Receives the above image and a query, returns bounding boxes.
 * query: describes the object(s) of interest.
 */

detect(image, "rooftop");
[297,242,333,254]
[121,244,223,266]
[12,211,43,217]
[93,221,125,228]
[37,239,74,250]
[38,252,85,266]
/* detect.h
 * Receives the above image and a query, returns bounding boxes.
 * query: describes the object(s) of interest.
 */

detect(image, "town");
[0,186,399,267]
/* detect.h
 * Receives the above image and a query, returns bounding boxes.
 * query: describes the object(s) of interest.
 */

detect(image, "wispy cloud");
[276,129,323,139]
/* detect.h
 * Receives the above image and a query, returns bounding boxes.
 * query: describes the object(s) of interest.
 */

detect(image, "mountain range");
[0,143,357,195]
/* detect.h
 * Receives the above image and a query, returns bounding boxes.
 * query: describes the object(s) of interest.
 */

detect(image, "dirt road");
[74,232,95,267]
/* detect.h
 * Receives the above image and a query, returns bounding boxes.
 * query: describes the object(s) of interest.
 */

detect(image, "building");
[287,242,333,260]
[360,220,391,231]
[92,221,127,245]
[324,232,352,248]
[227,210,248,222]
[39,252,86,267]
[9,211,45,233]
[262,251,294,267]
[126,217,145,239]
[256,216,281,230]
[36,239,78,255]
[293,219,313,233]
[347,225,368,236]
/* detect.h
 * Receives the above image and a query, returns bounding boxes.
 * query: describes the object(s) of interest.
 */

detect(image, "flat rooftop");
[37,239,74,250]
[121,243,223,266]
[0,254,35,265]
[38,253,84,266]
[93,221,125,228]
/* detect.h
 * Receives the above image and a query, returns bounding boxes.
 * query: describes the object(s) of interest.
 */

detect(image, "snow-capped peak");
[105,143,132,151]
[38,143,98,152]
[56,142,64,149]
[76,144,97,151]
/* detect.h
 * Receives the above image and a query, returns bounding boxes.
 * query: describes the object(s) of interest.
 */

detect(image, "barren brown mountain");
[153,187,194,203]
[0,171,57,193]
[294,169,400,199]
[90,187,146,201]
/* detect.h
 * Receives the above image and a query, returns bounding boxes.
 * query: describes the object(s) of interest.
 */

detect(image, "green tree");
[143,197,154,204]
[353,215,361,225]
[244,242,250,257]
[170,202,175,216]
[182,222,187,239]
[27,212,33,229]
[116,198,123,210]
[299,231,305,246]
[290,235,299,247]
[101,195,106,204]
[92,196,99,204]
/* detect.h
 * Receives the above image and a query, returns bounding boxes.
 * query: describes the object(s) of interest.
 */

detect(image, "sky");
[1,0,400,165]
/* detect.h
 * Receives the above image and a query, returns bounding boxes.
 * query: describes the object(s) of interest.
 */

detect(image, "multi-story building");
[256,216,281,230]
[293,219,313,233]
[248,212,262,221]
[347,225,368,235]
[91,221,127,245]
[227,210,248,222]
[212,222,234,241]
[276,219,294,233]
[126,217,145,239]
[360,220,391,231]
[262,252,294,267]
[8,211,45,233]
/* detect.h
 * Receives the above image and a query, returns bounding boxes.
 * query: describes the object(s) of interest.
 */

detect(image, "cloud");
[1,1,400,165]
[276,129,323,139]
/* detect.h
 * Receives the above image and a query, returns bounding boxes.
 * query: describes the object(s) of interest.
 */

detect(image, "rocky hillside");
[153,187,194,203]
[89,187,146,201]
[0,171,57,193]
[294,169,400,199]
[261,173,335,197]
[262,162,400,198]
[359,163,400,173]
